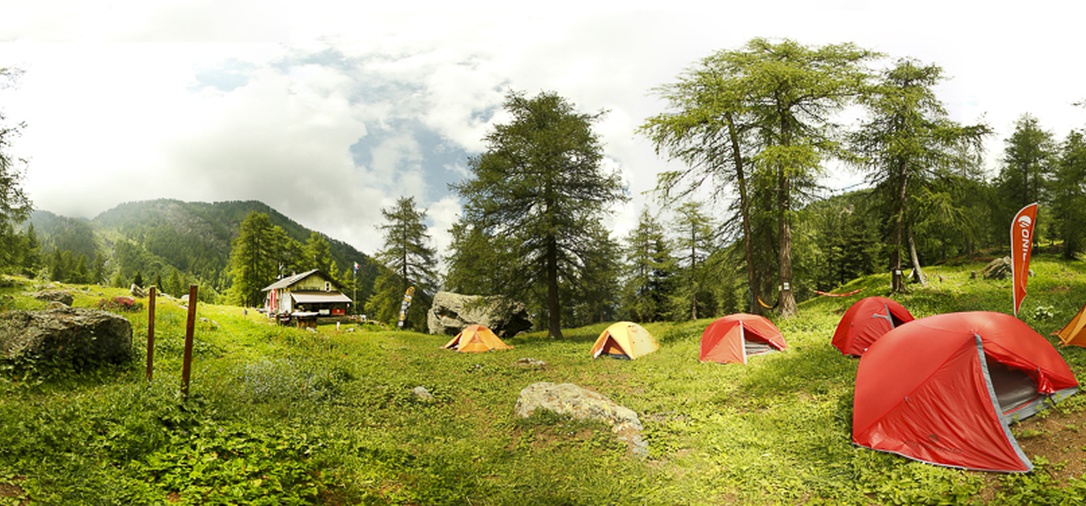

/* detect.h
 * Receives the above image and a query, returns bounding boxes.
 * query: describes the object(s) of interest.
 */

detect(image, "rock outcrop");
[515,382,648,457]
[427,291,531,338]
[0,308,133,367]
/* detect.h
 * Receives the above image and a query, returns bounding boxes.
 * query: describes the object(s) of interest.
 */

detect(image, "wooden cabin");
[262,269,352,327]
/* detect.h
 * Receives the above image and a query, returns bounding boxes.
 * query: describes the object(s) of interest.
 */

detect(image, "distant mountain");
[29,199,383,303]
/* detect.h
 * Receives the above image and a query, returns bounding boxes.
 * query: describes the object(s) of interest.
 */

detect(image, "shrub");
[98,296,143,312]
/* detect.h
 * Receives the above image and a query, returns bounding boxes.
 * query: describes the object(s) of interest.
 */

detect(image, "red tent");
[853,312,1078,472]
[832,296,914,356]
[700,313,786,364]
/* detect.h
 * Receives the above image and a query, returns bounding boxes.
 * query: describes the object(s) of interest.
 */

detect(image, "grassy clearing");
[2,255,1086,504]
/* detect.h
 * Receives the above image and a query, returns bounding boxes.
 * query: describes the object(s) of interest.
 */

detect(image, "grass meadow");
[2,254,1086,504]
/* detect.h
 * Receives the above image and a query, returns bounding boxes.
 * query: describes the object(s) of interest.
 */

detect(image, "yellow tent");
[1056,303,1086,348]
[442,324,513,353]
[591,321,659,360]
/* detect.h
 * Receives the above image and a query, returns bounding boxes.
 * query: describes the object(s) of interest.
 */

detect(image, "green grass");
[2,255,1086,504]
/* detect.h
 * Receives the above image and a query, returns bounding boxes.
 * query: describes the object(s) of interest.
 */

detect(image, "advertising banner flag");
[1012,203,1038,316]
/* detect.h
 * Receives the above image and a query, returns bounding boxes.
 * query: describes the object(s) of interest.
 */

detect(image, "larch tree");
[0,67,33,274]
[453,91,626,338]
[645,38,877,317]
[367,196,438,330]
[849,59,990,292]
[641,54,763,314]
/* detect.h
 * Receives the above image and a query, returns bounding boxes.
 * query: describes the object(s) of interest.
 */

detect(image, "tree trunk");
[726,113,760,315]
[777,164,797,318]
[890,162,908,293]
[776,112,796,318]
[690,227,698,320]
[546,236,563,339]
[908,229,928,286]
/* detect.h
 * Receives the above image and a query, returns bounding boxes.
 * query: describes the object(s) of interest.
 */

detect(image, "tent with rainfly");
[591,322,659,360]
[442,324,513,353]
[853,311,1078,472]
[832,296,915,356]
[1056,302,1086,348]
[699,313,787,364]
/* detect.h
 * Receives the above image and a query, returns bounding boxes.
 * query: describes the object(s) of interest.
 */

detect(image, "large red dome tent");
[699,313,787,364]
[853,312,1077,472]
[832,296,914,356]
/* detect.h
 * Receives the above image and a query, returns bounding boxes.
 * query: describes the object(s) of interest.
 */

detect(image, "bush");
[98,296,143,312]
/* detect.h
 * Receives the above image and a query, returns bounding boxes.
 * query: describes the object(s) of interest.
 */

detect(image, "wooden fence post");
[146,286,156,382]
[181,285,198,399]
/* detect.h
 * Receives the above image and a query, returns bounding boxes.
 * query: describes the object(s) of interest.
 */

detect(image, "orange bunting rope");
[812,288,864,297]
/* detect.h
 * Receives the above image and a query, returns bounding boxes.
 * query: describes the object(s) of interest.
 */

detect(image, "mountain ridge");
[29,198,383,303]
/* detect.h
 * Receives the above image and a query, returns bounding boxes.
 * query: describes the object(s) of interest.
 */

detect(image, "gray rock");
[0,308,133,367]
[412,386,434,401]
[32,290,73,306]
[45,301,69,310]
[427,291,532,338]
[981,256,1013,280]
[515,382,647,457]
[513,357,547,369]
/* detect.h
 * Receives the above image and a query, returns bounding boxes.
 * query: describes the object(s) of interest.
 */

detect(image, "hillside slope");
[30,199,384,301]
[1,255,1084,504]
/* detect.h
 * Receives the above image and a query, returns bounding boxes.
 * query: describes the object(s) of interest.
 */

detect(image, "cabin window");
[324,282,331,292]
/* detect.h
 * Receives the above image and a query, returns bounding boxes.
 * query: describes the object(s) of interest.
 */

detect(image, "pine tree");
[226,212,281,307]
[1053,130,1086,258]
[453,91,626,338]
[670,201,717,320]
[621,210,677,323]
[303,231,333,273]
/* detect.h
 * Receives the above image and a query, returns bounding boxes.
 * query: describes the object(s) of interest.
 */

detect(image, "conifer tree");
[367,197,438,329]
[850,59,990,292]
[621,209,677,322]
[453,91,626,338]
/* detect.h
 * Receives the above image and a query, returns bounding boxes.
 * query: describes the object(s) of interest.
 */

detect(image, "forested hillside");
[26,199,382,304]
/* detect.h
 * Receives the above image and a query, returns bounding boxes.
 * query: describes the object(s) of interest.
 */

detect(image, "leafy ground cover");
[2,254,1086,504]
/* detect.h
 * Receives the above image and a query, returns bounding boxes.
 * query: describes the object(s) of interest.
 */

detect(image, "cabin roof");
[291,292,352,304]
[262,269,343,292]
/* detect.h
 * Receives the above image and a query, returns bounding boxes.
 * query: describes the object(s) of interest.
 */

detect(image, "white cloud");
[2,1,1085,262]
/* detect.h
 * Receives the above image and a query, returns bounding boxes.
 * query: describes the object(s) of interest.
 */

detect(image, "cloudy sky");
[2,1,1084,263]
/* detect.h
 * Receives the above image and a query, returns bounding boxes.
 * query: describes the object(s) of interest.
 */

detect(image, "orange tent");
[700,313,786,364]
[591,322,659,360]
[1056,303,1086,348]
[442,324,513,353]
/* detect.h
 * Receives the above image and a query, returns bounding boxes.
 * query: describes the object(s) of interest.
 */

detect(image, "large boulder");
[32,290,73,306]
[515,382,648,457]
[0,308,133,367]
[427,291,531,338]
